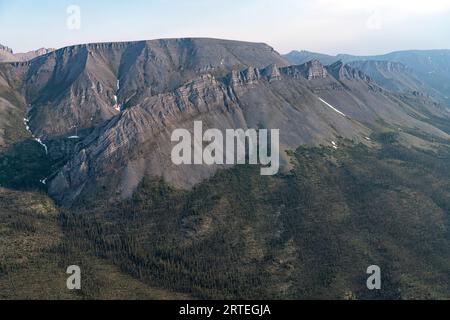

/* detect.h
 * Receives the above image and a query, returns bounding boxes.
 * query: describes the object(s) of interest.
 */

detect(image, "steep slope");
[48,58,450,205]
[64,137,450,299]
[19,38,288,141]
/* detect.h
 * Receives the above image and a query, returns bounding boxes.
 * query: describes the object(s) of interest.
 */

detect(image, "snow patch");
[318,97,346,117]
[23,118,48,155]
[34,138,48,154]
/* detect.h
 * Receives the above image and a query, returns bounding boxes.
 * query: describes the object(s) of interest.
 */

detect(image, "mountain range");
[1,38,450,299]
[285,49,450,106]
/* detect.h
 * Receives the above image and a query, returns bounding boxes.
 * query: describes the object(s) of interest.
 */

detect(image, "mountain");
[0,44,54,62]
[1,38,450,299]
[19,38,287,140]
[46,56,450,205]
[284,50,338,66]
[284,49,450,105]
[0,45,17,62]
[346,60,438,95]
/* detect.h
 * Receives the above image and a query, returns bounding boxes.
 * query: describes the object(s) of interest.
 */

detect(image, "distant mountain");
[0,44,54,62]
[284,50,337,66]
[0,45,17,62]
[347,60,435,95]
[284,49,450,105]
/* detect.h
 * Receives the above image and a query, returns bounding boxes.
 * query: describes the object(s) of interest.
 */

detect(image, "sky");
[1,0,450,55]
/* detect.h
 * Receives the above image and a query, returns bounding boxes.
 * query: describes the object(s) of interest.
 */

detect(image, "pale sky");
[1,0,450,55]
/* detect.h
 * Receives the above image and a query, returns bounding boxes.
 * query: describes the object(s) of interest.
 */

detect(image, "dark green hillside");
[63,134,450,299]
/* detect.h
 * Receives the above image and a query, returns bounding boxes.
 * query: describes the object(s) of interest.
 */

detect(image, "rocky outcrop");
[326,61,371,82]
[281,59,328,80]
[261,64,282,82]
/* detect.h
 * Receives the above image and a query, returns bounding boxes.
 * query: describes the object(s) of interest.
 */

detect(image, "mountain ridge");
[284,49,450,105]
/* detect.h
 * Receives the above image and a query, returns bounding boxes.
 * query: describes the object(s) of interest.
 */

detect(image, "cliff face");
[19,38,288,140]
[2,38,450,206]
[46,58,450,205]
[280,59,328,80]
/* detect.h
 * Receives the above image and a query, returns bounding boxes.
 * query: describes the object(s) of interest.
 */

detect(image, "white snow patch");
[23,117,48,155]
[112,94,121,111]
[68,136,80,139]
[331,141,338,149]
[35,138,48,154]
[365,137,371,141]
[318,97,346,117]
[117,80,120,90]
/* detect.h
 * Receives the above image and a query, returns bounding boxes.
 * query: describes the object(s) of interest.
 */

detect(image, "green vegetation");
[1,110,450,299]
[59,134,450,299]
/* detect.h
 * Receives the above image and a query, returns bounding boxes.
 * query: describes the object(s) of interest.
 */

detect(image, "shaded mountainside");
[1,38,450,299]
[0,64,28,150]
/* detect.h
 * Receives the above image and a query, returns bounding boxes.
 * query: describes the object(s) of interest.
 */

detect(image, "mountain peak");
[305,59,328,80]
